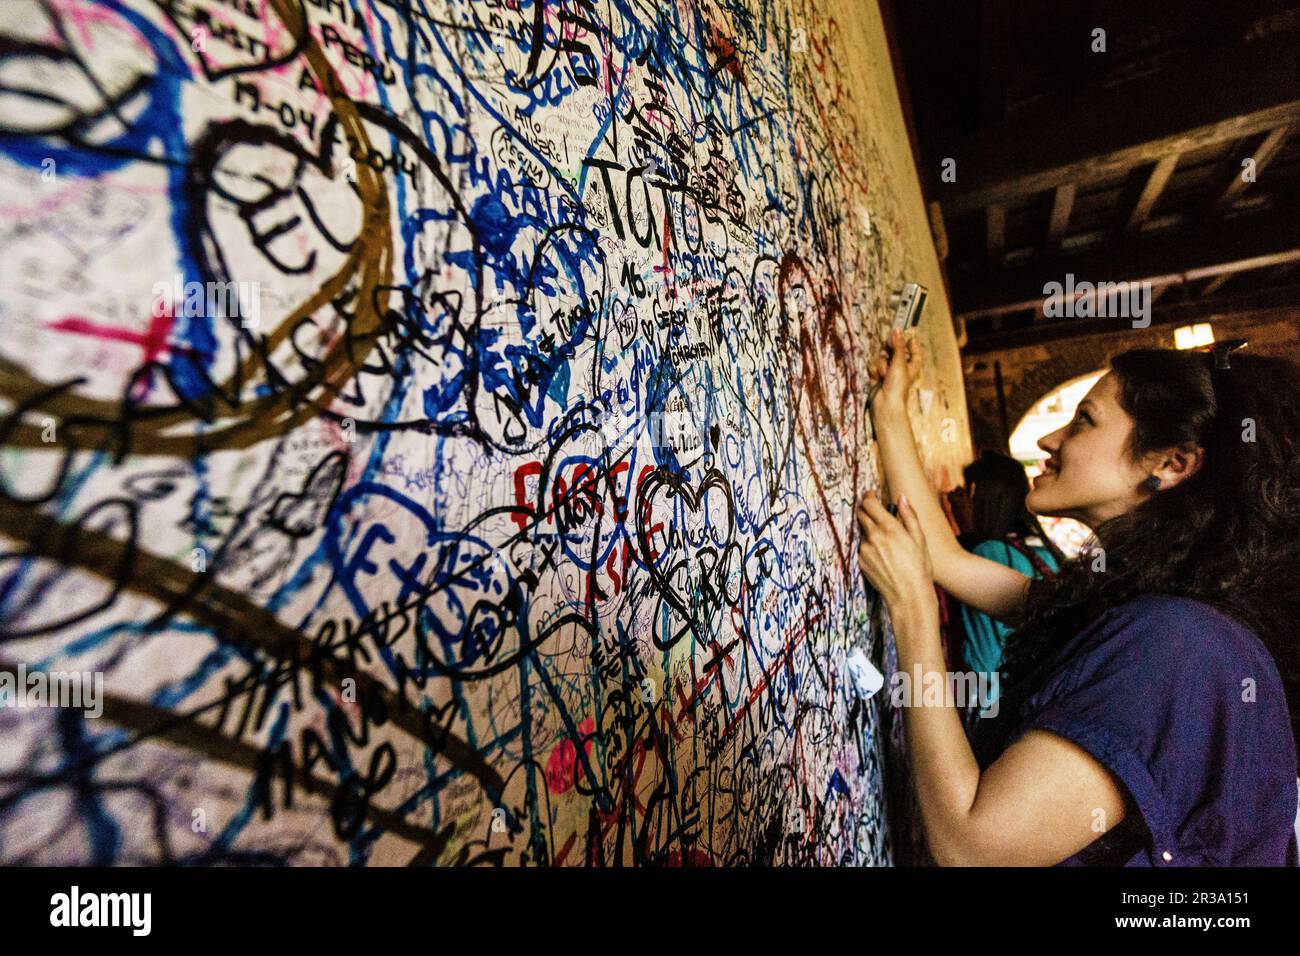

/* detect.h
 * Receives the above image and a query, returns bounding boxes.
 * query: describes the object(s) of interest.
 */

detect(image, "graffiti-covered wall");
[0,0,969,864]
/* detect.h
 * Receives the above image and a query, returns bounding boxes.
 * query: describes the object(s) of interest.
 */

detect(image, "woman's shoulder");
[1104,593,1264,652]
[1065,593,1280,693]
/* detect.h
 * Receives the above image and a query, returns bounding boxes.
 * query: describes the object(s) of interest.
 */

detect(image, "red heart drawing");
[779,253,863,587]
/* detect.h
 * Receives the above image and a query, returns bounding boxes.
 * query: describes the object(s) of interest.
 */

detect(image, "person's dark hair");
[960,451,1065,564]
[1003,347,1300,749]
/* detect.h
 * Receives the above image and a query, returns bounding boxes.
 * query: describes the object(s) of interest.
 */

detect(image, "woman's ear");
[1148,444,1205,490]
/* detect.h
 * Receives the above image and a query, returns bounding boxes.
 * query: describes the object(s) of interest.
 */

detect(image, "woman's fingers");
[867,330,924,396]
[856,491,879,527]
[856,507,871,538]
[858,492,895,532]
[890,330,913,378]
[858,491,934,606]
[898,494,926,545]
[856,498,878,545]
[883,329,921,380]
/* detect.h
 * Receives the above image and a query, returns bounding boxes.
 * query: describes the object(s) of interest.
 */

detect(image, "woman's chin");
[1025,487,1059,517]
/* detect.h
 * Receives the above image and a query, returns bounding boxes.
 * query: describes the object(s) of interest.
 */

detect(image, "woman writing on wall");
[858,330,1300,865]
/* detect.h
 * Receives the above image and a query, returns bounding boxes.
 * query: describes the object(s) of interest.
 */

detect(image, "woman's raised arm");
[865,330,1033,623]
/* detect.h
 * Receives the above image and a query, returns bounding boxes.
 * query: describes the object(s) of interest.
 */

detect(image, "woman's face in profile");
[1026,372,1152,528]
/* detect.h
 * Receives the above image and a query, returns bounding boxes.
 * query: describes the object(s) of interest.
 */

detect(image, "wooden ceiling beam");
[1124,154,1180,236]
[962,284,1300,355]
[955,202,1300,320]
[1200,273,1233,297]
[937,30,1300,216]
[1214,124,1293,212]
[1046,183,1076,252]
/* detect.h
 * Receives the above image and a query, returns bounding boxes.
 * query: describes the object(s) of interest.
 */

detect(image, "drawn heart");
[472,223,607,453]
[532,416,623,572]
[266,449,347,538]
[779,253,863,586]
[634,467,740,649]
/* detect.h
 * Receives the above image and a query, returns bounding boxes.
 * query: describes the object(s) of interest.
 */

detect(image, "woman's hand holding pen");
[856,492,937,633]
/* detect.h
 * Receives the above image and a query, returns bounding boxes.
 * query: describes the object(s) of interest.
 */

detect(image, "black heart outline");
[634,467,737,648]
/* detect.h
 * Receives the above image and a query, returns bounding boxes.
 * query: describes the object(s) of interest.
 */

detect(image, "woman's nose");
[1038,428,1062,454]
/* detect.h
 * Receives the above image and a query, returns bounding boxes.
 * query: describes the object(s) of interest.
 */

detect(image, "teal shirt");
[959,538,1060,697]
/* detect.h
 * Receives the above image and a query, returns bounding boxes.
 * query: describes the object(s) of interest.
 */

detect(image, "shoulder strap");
[1004,533,1055,578]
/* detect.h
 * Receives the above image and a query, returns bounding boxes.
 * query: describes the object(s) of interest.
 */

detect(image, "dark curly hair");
[1002,347,1300,748]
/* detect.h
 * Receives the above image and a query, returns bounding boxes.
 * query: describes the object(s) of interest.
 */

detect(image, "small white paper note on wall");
[846,647,885,700]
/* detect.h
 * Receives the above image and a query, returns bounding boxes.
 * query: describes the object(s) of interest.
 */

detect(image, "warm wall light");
[1174,323,1215,349]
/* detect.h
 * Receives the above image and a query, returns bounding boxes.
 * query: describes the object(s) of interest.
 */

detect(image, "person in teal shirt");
[955,453,1063,718]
